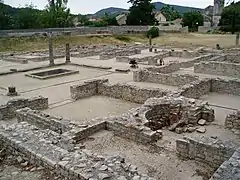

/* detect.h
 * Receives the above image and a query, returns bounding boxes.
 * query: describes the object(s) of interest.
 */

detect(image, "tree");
[182,11,203,32]
[219,1,240,33]
[161,5,181,21]
[44,0,73,28]
[78,14,89,26]
[14,4,42,29]
[102,13,118,26]
[126,0,157,25]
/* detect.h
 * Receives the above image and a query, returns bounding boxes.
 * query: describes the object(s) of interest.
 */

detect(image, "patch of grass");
[0,33,238,53]
[0,35,128,52]
[113,35,131,42]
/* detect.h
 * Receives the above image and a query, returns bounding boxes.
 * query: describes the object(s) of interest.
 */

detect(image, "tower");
[213,0,225,16]
[213,0,225,26]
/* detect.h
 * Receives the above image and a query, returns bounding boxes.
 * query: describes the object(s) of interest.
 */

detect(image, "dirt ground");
[0,153,63,180]
[45,96,140,123]
[81,130,208,180]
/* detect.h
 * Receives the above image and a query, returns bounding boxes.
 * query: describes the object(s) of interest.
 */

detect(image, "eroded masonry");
[0,43,239,180]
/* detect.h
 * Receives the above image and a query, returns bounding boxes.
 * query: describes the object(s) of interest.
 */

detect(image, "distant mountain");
[93,7,127,17]
[153,2,203,14]
[92,1,204,17]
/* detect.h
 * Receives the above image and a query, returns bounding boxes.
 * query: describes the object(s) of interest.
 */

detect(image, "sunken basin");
[25,68,79,80]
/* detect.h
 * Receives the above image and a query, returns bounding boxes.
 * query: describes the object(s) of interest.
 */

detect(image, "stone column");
[149,35,153,52]
[48,32,54,66]
[236,33,239,46]
[66,43,70,63]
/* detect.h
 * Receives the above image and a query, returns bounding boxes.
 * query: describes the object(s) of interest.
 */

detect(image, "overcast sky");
[4,0,214,14]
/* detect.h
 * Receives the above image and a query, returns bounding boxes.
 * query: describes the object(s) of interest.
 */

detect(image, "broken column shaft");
[66,43,70,63]
[48,33,54,66]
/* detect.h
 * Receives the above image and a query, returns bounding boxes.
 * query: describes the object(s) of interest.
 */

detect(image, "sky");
[4,0,214,14]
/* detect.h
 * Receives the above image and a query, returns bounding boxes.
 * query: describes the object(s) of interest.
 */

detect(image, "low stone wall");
[169,50,198,58]
[70,79,108,100]
[0,122,152,179]
[109,96,214,134]
[179,79,212,99]
[98,83,167,104]
[176,136,238,169]
[107,120,162,144]
[194,61,240,78]
[210,147,240,180]
[225,110,240,132]
[71,79,168,104]
[133,69,199,86]
[0,96,48,120]
[225,53,240,63]
[147,63,180,73]
[2,57,28,64]
[126,52,169,65]
[71,50,100,58]
[100,48,141,60]
[16,108,72,134]
[178,54,215,68]
[211,78,240,96]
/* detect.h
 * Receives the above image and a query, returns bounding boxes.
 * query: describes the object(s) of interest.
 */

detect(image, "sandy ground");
[200,93,240,125]
[0,65,111,92]
[172,67,237,80]
[45,96,140,123]
[81,130,204,180]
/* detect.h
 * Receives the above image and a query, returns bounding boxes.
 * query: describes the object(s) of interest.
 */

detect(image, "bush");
[162,23,170,26]
[114,35,131,42]
[147,26,159,38]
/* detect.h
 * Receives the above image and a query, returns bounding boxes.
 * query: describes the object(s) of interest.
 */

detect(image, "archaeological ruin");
[0,39,239,180]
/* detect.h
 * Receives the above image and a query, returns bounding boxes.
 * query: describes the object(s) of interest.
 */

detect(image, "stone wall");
[169,50,199,58]
[210,147,240,180]
[176,136,238,169]
[16,108,72,134]
[99,48,141,60]
[225,110,240,132]
[194,61,240,78]
[179,79,212,99]
[147,63,180,73]
[123,52,170,65]
[2,57,28,64]
[225,53,240,63]
[178,54,215,68]
[98,83,168,104]
[0,96,48,120]
[0,25,188,37]
[0,122,152,179]
[133,69,199,86]
[71,79,168,104]
[106,120,162,144]
[211,78,240,96]
[70,79,108,100]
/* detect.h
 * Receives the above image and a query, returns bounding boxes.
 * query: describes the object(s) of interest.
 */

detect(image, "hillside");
[93,1,203,17]
[94,7,127,17]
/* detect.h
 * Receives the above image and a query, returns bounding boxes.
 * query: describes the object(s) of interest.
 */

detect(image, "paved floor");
[0,65,111,92]
[45,96,140,123]
[200,93,240,125]
[173,67,237,80]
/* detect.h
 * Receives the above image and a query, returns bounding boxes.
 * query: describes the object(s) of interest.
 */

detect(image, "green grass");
[0,33,238,53]
[0,35,140,52]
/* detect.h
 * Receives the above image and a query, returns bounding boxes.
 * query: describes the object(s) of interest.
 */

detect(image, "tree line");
[0,0,73,29]
[0,0,239,33]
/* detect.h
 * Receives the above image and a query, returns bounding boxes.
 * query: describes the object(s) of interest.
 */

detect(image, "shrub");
[162,23,170,26]
[147,26,159,38]
[114,35,131,42]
